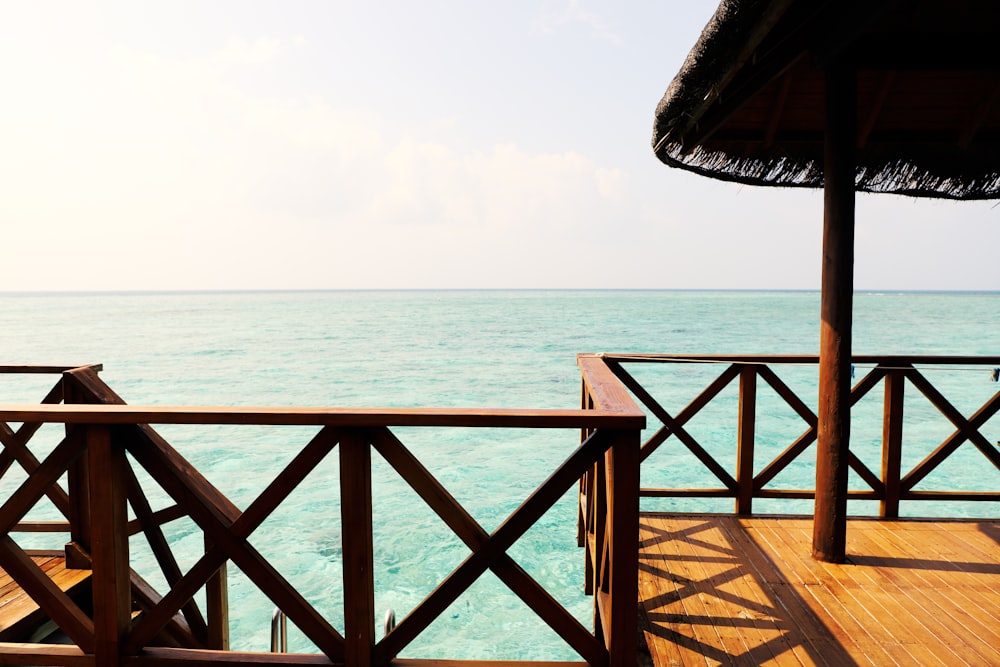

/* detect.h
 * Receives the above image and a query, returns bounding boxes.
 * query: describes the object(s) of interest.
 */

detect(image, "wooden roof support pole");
[813,60,856,564]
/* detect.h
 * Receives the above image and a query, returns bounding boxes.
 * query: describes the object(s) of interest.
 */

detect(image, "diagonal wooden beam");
[610,361,741,438]
[126,426,343,656]
[903,370,1000,477]
[0,536,94,652]
[639,425,673,464]
[0,433,85,535]
[753,428,817,492]
[0,421,72,518]
[126,546,228,654]
[849,366,888,407]
[662,414,738,491]
[371,427,607,665]
[376,429,613,662]
[611,361,740,482]
[0,378,64,478]
[124,458,208,641]
[757,365,818,427]
[847,451,884,495]
[756,369,885,509]
[901,377,1000,492]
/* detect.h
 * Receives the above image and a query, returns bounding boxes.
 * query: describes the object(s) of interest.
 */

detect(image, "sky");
[1,1,997,292]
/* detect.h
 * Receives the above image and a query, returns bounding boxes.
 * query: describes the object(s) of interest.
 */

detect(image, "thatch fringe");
[652,0,1000,201]
[656,141,1000,200]
[652,0,791,155]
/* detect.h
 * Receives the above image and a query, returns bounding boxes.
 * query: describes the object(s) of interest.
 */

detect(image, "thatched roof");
[653,0,1000,200]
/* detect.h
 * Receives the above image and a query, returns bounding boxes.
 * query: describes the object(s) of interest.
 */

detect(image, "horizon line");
[2,288,998,297]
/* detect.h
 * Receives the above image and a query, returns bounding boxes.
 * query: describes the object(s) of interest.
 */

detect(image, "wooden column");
[340,430,374,667]
[736,365,757,515]
[605,429,639,667]
[62,376,92,568]
[813,62,856,563]
[205,535,230,650]
[880,369,905,518]
[88,425,131,667]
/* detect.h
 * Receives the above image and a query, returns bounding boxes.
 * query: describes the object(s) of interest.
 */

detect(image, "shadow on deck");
[0,552,91,643]
[638,514,1000,666]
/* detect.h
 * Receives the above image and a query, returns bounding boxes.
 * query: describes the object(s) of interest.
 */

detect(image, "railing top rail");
[591,353,1000,366]
[0,364,103,374]
[0,402,645,429]
[577,354,647,425]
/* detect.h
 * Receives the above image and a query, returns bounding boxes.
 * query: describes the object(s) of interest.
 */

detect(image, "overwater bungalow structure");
[0,1,998,666]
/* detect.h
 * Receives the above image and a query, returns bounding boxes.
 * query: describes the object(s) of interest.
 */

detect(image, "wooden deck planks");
[0,552,91,642]
[859,521,1000,664]
[639,515,1000,667]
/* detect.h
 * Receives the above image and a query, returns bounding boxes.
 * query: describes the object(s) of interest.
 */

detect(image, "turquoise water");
[0,290,997,659]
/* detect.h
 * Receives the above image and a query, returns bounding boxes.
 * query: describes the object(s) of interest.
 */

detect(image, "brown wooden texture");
[119,650,588,667]
[123,421,346,660]
[600,353,1000,366]
[0,435,83,537]
[128,569,201,649]
[125,461,208,642]
[880,369,905,518]
[339,430,375,667]
[0,404,644,430]
[901,367,1000,487]
[0,554,90,642]
[736,366,757,515]
[371,428,606,665]
[88,425,131,667]
[604,431,639,667]
[639,515,1000,667]
[63,375,92,555]
[0,364,101,374]
[0,643,90,666]
[63,369,347,659]
[0,418,72,520]
[0,537,94,651]
[376,428,616,664]
[592,355,1000,514]
[204,538,229,651]
[814,62,857,564]
[0,363,646,665]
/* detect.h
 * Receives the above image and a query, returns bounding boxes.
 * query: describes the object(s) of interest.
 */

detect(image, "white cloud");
[0,23,641,290]
[2,2,994,292]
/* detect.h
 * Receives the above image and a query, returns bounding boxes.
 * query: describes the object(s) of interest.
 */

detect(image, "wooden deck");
[638,514,1000,666]
[0,552,91,643]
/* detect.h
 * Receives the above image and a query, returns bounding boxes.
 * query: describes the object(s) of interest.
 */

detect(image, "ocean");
[1,290,997,659]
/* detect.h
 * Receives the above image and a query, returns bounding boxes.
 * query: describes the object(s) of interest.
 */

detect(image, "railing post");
[205,535,230,650]
[88,424,131,667]
[340,429,375,667]
[578,381,592,550]
[62,376,92,568]
[881,368,905,518]
[604,429,639,667]
[579,383,596,594]
[590,450,608,605]
[736,365,757,515]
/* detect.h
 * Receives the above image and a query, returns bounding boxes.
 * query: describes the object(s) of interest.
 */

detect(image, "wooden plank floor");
[0,551,90,642]
[638,515,1000,667]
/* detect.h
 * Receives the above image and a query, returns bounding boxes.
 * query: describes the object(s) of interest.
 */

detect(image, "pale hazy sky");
[2,2,997,291]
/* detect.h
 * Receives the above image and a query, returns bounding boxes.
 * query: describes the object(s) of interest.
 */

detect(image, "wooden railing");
[0,364,644,666]
[578,354,1000,517]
